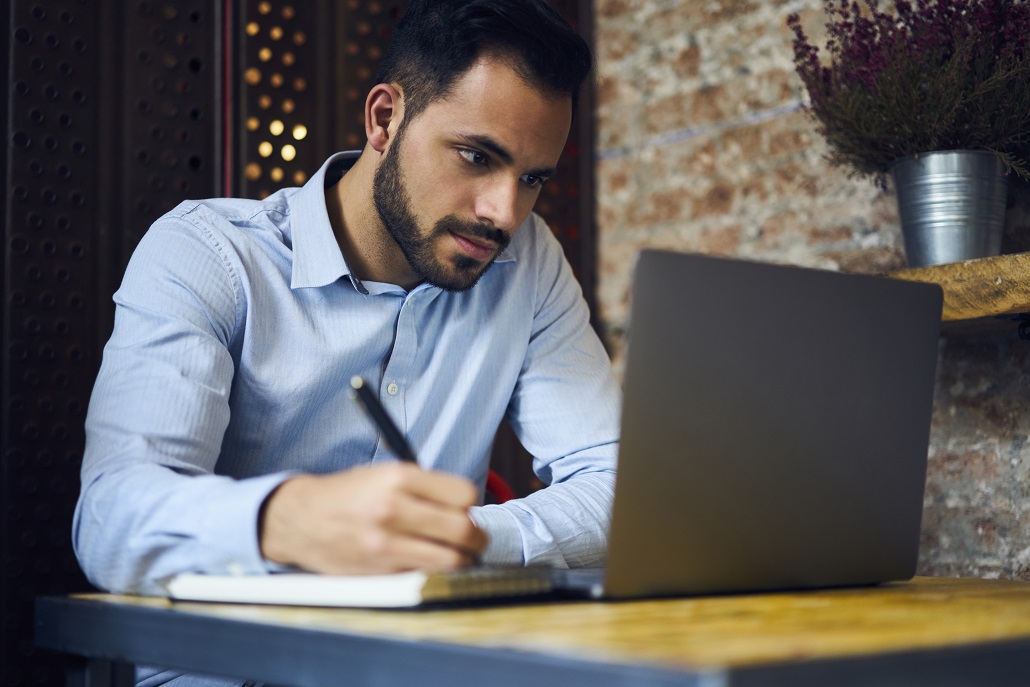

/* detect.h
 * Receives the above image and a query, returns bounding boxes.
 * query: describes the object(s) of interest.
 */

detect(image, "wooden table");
[35,576,1030,687]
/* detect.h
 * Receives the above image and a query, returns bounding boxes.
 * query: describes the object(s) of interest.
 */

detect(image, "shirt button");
[387,382,399,396]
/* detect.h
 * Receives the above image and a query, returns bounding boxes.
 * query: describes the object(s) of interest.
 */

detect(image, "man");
[75,0,618,636]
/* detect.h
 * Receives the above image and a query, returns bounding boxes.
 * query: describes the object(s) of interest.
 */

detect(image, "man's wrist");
[258,474,307,567]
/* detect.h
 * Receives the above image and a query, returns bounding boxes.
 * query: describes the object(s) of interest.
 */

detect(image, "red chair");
[486,469,517,503]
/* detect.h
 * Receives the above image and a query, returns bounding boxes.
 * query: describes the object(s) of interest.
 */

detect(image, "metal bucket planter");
[890,150,1009,267]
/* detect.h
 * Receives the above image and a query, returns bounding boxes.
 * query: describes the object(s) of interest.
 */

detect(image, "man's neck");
[327,150,420,289]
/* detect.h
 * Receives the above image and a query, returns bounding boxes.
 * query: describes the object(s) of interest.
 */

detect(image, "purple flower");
[788,0,1030,184]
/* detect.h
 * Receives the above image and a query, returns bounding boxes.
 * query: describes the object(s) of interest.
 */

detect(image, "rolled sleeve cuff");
[469,505,525,566]
[199,471,297,575]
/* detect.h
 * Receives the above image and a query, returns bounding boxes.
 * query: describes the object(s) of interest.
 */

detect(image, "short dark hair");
[375,0,592,122]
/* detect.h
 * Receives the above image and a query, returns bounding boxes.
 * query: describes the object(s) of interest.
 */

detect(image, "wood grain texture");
[77,577,1030,672]
[892,252,1030,321]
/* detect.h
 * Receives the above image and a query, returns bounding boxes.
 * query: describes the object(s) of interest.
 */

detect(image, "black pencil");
[349,376,419,463]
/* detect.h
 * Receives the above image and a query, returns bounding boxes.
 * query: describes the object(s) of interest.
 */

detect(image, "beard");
[372,126,511,293]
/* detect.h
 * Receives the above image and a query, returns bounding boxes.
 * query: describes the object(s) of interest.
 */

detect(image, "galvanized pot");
[890,150,1008,267]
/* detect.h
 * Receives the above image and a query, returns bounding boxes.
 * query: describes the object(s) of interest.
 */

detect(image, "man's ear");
[365,83,404,153]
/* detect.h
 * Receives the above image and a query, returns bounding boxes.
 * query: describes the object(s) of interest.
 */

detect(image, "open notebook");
[165,250,942,608]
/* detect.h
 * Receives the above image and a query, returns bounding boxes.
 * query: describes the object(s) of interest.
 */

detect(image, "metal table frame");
[35,594,1030,687]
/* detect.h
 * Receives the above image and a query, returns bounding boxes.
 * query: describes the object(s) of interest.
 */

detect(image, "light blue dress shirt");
[73,151,621,601]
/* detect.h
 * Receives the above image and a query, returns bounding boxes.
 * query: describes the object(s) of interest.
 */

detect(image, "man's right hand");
[258,463,489,574]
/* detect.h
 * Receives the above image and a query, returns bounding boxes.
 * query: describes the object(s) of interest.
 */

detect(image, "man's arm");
[75,215,271,593]
[74,213,485,594]
[470,218,621,569]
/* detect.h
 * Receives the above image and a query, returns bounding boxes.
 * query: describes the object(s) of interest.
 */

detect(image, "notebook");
[165,250,943,607]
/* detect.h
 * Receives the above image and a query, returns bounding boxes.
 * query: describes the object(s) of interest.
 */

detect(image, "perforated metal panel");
[3,2,221,685]
[235,0,332,198]
[333,0,410,151]
[5,4,103,685]
[3,3,594,685]
[120,1,222,251]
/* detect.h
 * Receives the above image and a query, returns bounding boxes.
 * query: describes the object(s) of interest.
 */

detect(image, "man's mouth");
[450,232,497,261]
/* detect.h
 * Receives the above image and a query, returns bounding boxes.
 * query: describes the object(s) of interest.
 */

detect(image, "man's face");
[372,56,573,292]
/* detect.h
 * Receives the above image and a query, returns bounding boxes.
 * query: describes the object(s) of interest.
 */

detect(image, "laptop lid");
[603,250,943,599]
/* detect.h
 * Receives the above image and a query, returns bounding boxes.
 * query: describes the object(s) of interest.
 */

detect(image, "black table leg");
[65,658,135,687]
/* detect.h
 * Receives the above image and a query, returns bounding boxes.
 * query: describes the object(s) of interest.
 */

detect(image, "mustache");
[436,215,511,250]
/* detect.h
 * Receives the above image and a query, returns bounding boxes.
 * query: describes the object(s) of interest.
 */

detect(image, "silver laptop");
[566,249,943,599]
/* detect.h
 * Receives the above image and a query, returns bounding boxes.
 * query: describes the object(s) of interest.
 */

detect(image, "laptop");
[567,249,943,599]
[166,250,943,607]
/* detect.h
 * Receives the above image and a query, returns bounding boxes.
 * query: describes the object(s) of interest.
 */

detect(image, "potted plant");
[787,0,1030,266]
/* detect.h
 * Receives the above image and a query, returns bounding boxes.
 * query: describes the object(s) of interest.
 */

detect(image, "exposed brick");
[597,26,637,63]
[697,222,743,255]
[825,247,905,274]
[595,0,1028,580]
[674,44,702,79]
[693,180,735,218]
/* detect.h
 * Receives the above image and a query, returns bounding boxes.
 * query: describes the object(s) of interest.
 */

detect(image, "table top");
[36,576,1030,687]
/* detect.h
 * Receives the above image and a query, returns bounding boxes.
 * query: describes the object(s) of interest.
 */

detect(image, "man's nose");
[474,177,521,232]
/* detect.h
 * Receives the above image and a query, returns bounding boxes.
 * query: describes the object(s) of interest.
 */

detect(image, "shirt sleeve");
[469,219,621,569]
[73,211,290,595]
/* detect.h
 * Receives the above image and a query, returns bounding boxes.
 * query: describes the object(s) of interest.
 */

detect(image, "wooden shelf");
[892,253,1030,329]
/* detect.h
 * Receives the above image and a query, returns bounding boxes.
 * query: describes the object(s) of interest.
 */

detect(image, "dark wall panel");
[3,2,222,685]
[234,0,331,199]
[3,2,595,684]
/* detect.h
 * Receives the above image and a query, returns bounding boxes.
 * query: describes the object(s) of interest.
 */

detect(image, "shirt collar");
[289,151,361,290]
[288,150,518,291]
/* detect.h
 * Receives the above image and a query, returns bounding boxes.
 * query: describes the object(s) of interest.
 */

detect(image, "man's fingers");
[354,528,480,573]
[260,464,490,575]
[384,462,480,509]
[367,491,488,555]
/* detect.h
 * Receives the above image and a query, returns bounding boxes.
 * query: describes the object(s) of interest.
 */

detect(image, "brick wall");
[594,0,1030,579]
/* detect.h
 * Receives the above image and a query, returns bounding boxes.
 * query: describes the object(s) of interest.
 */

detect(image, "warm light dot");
[293,31,306,45]
[282,6,295,19]
[270,73,284,88]
[281,145,297,162]
[293,170,307,184]
[246,22,260,36]
[258,141,273,157]
[258,47,272,62]
[259,190,270,199]
[282,52,296,67]
[246,117,260,131]
[258,95,272,109]
[244,163,262,181]
[282,99,295,113]
[269,120,284,136]
[269,26,283,40]
[292,124,307,140]
[244,68,262,86]
[257,2,272,15]
[293,77,307,92]
[270,167,284,182]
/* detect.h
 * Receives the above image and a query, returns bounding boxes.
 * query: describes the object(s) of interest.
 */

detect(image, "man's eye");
[459,149,488,166]
[521,174,545,189]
